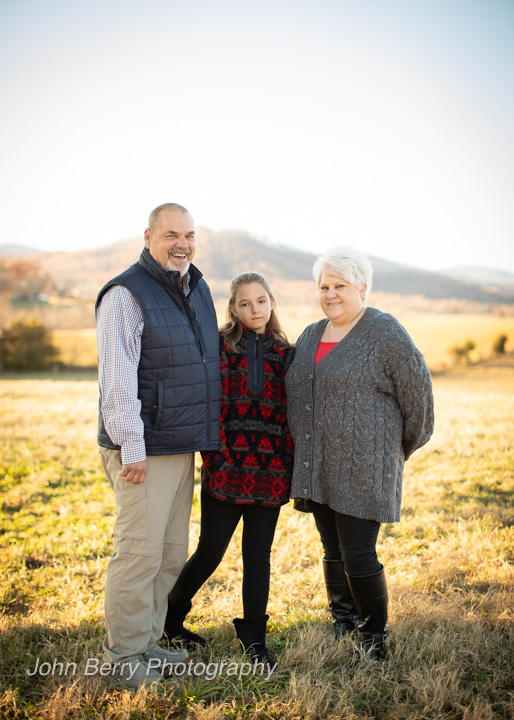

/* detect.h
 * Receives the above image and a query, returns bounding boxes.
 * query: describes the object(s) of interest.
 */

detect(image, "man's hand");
[119,460,148,485]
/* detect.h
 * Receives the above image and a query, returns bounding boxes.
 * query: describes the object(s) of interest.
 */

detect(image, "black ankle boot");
[322,559,359,639]
[163,600,206,650]
[233,615,275,668]
[346,567,388,660]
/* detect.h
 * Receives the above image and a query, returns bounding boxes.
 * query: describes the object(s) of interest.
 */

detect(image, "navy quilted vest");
[96,248,220,455]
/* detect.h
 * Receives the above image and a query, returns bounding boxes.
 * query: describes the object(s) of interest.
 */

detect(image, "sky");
[1,0,513,273]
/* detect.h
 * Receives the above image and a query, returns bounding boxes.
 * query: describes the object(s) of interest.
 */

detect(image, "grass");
[1,363,513,718]
[52,329,98,369]
[392,313,514,370]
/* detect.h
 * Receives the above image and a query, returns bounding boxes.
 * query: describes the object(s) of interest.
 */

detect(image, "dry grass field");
[0,355,513,719]
[279,312,514,372]
[52,329,98,369]
[48,311,514,372]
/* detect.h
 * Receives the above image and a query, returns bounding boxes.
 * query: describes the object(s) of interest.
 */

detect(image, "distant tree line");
[449,334,508,364]
[0,318,59,370]
[493,334,508,354]
[0,259,53,299]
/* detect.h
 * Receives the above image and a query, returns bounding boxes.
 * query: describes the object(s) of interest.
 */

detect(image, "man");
[96,203,220,689]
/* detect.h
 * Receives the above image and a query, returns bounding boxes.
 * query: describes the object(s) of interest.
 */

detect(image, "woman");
[285,246,434,660]
[163,272,294,665]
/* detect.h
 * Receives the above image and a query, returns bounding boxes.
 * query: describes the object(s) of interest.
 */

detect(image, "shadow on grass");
[0,620,286,714]
[441,481,514,526]
[447,483,513,508]
[0,621,105,700]
[2,614,514,719]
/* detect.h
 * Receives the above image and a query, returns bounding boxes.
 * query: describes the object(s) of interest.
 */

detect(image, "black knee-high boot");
[163,600,206,650]
[346,567,388,660]
[322,560,359,639]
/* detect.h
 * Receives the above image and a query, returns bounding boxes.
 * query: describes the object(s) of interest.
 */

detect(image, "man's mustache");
[168,248,192,256]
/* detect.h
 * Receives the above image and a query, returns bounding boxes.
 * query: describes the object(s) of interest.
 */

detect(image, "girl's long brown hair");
[220,272,291,353]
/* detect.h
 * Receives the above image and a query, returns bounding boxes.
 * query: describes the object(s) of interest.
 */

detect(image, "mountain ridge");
[440,266,514,287]
[1,231,513,305]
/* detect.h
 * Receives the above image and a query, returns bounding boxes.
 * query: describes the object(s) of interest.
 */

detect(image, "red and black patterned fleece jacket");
[201,329,295,507]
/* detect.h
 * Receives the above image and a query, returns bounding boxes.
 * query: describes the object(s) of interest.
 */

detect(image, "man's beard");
[165,254,191,276]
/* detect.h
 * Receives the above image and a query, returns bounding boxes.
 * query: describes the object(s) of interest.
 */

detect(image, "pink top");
[314,341,339,364]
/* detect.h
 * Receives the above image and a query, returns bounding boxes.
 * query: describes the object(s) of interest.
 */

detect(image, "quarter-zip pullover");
[201,329,294,506]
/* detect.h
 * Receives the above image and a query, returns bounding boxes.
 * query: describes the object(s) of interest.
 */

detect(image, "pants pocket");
[113,477,148,541]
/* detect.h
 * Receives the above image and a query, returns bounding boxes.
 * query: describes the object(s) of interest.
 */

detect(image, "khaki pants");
[100,448,194,664]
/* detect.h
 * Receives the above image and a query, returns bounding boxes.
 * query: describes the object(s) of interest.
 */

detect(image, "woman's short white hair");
[313,246,373,301]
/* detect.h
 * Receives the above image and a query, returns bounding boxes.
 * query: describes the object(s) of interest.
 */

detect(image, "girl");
[163,272,294,664]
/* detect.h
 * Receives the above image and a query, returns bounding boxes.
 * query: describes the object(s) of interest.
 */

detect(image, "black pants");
[310,501,382,576]
[169,488,281,618]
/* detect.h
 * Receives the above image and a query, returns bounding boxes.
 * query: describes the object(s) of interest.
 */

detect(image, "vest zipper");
[183,293,212,441]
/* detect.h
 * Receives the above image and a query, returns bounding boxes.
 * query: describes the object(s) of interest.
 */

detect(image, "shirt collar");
[181,272,191,297]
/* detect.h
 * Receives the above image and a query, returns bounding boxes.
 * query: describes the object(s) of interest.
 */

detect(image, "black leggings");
[310,501,382,576]
[169,488,281,618]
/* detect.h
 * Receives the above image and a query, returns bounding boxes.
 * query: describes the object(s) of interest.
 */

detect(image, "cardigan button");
[305,404,311,411]
[303,461,309,468]
[305,434,311,440]
[308,374,313,380]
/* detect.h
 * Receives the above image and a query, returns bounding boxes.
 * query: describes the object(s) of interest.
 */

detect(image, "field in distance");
[52,311,514,371]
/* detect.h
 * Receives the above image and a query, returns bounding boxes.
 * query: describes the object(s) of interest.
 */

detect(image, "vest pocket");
[152,380,164,430]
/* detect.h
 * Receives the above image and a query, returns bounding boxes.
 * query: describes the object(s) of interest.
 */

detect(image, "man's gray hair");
[148,203,190,232]
[313,246,373,300]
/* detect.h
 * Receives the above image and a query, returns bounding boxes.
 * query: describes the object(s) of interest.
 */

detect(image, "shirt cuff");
[120,440,147,465]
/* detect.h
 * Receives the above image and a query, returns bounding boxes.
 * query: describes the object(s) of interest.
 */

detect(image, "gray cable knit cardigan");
[285,308,434,523]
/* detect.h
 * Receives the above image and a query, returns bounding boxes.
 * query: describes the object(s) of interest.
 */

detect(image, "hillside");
[1,231,514,304]
[441,266,514,288]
